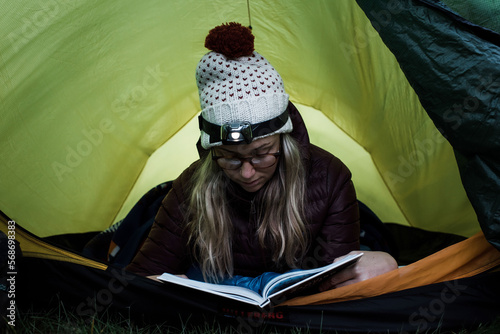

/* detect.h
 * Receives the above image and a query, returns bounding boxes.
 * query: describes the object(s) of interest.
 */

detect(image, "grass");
[7,305,226,334]
[4,302,500,334]
[6,303,296,334]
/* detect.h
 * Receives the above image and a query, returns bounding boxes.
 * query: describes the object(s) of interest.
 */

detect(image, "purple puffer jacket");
[126,103,360,277]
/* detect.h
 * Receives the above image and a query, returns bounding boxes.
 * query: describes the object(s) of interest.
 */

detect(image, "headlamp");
[198,108,289,145]
[220,122,253,144]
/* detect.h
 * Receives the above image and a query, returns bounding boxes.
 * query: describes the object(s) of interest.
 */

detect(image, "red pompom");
[205,22,255,58]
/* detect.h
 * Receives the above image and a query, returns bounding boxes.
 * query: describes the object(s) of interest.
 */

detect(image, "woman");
[126,23,396,289]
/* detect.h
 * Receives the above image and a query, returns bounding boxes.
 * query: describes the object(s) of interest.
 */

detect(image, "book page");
[158,253,362,308]
[158,272,267,306]
[264,253,363,298]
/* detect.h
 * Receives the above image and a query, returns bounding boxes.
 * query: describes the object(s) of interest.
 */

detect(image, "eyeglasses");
[212,151,280,170]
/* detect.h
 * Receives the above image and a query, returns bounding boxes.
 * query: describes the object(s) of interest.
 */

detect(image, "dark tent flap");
[355,0,500,250]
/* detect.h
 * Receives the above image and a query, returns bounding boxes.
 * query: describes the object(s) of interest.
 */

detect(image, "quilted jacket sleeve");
[305,145,360,268]
[126,163,198,276]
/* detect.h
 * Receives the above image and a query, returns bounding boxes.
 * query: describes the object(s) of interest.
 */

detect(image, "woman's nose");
[240,161,256,178]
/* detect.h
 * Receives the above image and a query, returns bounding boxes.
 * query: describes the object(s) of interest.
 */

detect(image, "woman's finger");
[319,266,355,291]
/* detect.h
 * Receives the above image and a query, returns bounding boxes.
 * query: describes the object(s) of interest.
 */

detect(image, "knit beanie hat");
[196,22,292,149]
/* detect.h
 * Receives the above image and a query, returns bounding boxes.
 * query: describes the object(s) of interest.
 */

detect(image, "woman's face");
[214,134,280,193]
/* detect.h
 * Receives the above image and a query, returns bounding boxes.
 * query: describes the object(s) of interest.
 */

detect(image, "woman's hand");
[319,250,398,291]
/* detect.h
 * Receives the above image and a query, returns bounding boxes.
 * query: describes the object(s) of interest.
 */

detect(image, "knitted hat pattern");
[196,22,292,149]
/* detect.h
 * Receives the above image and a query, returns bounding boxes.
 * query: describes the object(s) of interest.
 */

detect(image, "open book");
[158,253,362,308]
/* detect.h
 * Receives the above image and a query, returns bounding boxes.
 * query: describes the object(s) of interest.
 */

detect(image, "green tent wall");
[2,1,500,332]
[0,0,483,241]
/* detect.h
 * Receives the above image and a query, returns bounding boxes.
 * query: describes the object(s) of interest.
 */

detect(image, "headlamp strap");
[199,108,289,144]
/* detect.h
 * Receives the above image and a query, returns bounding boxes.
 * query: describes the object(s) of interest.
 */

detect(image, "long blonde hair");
[186,134,308,282]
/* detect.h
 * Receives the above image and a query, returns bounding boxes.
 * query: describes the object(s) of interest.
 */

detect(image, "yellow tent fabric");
[0,0,479,238]
[0,215,107,270]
